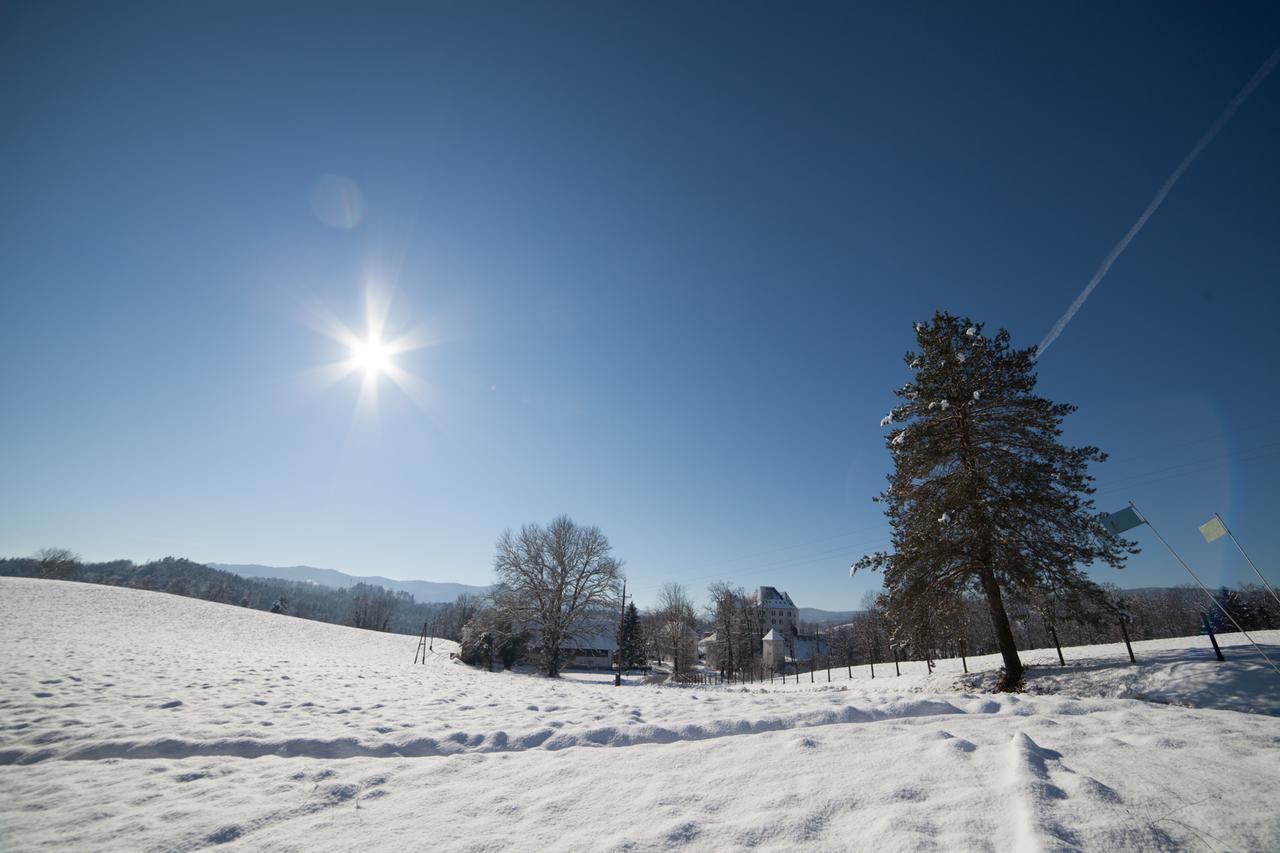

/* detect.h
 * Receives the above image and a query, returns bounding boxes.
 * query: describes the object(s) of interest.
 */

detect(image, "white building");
[752,586,799,636]
[755,586,826,662]
[762,628,786,671]
[700,586,829,672]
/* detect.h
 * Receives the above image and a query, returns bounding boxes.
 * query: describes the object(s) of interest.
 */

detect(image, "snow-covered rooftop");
[756,585,796,609]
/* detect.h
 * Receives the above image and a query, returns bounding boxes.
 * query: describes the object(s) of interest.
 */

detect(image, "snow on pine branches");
[853,313,1137,690]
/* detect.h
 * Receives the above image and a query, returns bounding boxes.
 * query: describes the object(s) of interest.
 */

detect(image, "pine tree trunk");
[978,564,1023,688]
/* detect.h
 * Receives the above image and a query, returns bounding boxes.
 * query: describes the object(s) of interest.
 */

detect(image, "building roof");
[762,628,784,641]
[562,631,619,653]
[758,586,796,609]
[516,614,619,652]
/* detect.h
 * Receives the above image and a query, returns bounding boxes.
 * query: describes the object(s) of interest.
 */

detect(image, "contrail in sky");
[1036,46,1280,358]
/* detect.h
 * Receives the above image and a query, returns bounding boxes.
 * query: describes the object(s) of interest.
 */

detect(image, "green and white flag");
[1199,516,1228,543]
[1101,507,1143,536]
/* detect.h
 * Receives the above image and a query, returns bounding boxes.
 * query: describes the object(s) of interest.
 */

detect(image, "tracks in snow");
[1,696,1005,765]
[1003,730,1150,851]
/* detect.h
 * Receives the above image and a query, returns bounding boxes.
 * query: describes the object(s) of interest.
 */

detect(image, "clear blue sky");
[3,3,1278,610]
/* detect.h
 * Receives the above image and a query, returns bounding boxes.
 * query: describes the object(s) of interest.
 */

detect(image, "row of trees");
[643,582,1280,681]
[819,584,1280,674]
[451,506,1278,680]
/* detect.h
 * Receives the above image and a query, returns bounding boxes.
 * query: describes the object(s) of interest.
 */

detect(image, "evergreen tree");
[1208,586,1256,633]
[619,601,645,669]
[854,313,1135,689]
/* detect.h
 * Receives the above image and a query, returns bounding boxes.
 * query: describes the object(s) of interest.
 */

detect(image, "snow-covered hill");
[1,577,1277,851]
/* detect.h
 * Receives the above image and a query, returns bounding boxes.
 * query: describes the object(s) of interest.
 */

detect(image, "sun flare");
[350,337,392,377]
[301,283,438,423]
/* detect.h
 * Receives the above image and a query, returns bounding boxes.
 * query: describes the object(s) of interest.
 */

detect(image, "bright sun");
[350,337,392,377]
[305,283,435,422]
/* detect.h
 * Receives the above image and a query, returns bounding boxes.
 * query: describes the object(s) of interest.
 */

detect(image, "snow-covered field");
[2,578,1278,851]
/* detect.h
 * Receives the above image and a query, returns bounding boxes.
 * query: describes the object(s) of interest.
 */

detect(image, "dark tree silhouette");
[854,313,1135,689]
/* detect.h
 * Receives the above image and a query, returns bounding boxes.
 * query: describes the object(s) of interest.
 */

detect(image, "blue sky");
[2,3,1278,610]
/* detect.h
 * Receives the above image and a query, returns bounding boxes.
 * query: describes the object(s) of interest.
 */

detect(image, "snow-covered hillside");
[2,578,1278,851]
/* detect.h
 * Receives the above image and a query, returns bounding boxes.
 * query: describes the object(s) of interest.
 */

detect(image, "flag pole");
[1130,502,1280,676]
[1215,512,1280,611]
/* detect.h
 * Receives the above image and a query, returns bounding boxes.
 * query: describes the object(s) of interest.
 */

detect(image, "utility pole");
[615,581,629,687]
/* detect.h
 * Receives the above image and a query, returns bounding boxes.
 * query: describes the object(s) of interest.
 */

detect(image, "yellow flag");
[1199,517,1227,543]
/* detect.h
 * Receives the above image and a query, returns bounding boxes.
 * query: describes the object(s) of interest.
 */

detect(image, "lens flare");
[308,174,365,230]
[299,282,440,427]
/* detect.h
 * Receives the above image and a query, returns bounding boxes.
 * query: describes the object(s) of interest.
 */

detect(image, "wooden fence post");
[1202,613,1226,662]
[1119,618,1136,663]
[1049,624,1065,666]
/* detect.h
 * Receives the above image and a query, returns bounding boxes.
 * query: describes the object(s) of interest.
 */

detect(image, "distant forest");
[0,553,480,640]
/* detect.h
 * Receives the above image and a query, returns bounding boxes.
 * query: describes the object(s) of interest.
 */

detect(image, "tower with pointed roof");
[762,628,786,672]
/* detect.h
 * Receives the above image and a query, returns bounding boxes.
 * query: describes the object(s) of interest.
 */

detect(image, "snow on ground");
[2,578,1278,851]
[745,631,1280,717]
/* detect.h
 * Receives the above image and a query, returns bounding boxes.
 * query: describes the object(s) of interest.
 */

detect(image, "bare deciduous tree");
[657,582,698,679]
[350,583,399,631]
[707,582,752,678]
[35,548,80,580]
[492,516,623,677]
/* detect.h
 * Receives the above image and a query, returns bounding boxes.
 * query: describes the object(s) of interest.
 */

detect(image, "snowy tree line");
[818,584,1280,673]
[0,553,483,640]
[454,538,1280,679]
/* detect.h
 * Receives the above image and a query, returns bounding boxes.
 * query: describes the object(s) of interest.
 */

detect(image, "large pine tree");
[855,313,1135,689]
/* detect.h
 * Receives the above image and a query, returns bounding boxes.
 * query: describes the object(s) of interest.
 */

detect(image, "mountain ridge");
[209,563,492,604]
